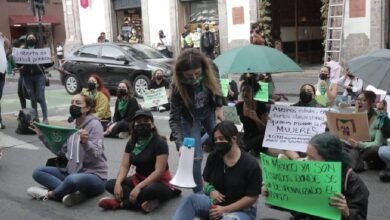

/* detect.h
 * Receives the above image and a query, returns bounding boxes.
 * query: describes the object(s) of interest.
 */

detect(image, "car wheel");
[65,74,82,95]
[133,75,150,98]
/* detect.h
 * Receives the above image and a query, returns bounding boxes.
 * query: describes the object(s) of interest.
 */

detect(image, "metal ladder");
[324,0,346,63]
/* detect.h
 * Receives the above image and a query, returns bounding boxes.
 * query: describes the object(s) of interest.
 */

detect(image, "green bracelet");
[203,183,216,196]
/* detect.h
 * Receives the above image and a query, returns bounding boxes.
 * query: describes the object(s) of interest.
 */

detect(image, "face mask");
[134,123,152,137]
[299,91,313,103]
[215,141,232,157]
[69,105,83,119]
[319,74,328,80]
[26,39,37,46]
[117,88,128,97]
[156,76,163,81]
[88,82,96,90]
[197,28,201,32]
[181,75,205,86]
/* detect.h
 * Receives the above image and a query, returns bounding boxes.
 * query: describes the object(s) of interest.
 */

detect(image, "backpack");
[202,32,214,48]
[15,108,39,135]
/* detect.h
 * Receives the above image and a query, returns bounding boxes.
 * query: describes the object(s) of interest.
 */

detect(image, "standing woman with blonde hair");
[169,49,224,193]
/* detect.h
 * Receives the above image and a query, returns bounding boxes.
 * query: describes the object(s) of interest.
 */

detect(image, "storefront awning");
[9,15,59,26]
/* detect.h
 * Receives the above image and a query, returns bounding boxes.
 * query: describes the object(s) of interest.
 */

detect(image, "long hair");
[309,133,351,173]
[151,69,164,81]
[118,79,134,99]
[90,74,110,101]
[240,73,260,94]
[172,49,221,110]
[130,117,161,145]
[212,121,245,149]
[80,94,96,114]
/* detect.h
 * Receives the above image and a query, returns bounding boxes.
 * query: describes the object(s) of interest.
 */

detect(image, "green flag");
[315,95,327,106]
[220,79,230,97]
[254,82,269,102]
[34,122,78,152]
[260,153,342,220]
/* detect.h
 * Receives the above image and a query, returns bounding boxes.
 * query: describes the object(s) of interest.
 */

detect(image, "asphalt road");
[0,76,389,220]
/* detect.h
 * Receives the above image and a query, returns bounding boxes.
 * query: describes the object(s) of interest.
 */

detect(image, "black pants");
[0,74,4,122]
[243,135,267,158]
[111,120,132,137]
[105,177,176,210]
[201,47,214,59]
[17,77,27,109]
[347,146,386,171]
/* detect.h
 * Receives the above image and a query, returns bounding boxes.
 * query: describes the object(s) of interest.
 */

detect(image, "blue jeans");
[172,194,256,220]
[22,73,48,119]
[379,146,390,164]
[180,110,216,193]
[32,166,106,200]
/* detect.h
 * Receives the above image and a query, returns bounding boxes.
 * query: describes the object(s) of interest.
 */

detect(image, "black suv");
[58,43,173,97]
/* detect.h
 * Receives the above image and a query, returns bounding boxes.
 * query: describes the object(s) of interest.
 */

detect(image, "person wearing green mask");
[98,110,181,212]
[169,48,224,193]
[316,66,337,106]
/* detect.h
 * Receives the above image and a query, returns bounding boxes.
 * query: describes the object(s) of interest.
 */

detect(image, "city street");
[0,73,389,220]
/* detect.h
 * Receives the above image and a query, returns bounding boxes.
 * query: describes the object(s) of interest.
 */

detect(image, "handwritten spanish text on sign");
[254,82,269,102]
[220,79,230,97]
[325,111,370,142]
[142,87,168,108]
[12,48,51,64]
[263,105,327,152]
[261,153,341,220]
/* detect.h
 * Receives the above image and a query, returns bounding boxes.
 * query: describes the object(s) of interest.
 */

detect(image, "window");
[101,46,124,60]
[79,46,100,58]
[120,44,164,60]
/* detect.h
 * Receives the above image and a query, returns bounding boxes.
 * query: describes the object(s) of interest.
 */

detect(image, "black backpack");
[15,108,39,135]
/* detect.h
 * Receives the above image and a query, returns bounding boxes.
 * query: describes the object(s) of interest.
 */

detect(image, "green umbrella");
[214,45,302,76]
[34,122,78,153]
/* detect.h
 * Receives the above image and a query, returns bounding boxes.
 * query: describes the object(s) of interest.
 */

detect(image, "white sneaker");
[277,154,288,160]
[158,106,166,112]
[62,192,87,207]
[118,132,129,139]
[27,186,48,200]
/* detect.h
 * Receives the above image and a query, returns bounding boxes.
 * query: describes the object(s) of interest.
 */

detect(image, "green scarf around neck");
[132,135,153,156]
[118,99,128,117]
[319,80,330,96]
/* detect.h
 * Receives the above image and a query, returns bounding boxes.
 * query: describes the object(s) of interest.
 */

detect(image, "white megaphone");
[170,137,196,188]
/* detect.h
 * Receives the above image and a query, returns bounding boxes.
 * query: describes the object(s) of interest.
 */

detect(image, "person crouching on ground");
[27,94,108,207]
[98,110,181,213]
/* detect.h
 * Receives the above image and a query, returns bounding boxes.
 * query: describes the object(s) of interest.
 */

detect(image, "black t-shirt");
[203,150,262,206]
[125,135,169,177]
[236,101,267,138]
[149,79,169,90]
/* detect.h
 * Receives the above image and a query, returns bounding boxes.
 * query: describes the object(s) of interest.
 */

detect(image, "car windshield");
[120,44,165,60]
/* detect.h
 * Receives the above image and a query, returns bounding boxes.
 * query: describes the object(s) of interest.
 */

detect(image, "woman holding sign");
[27,94,108,207]
[263,133,369,220]
[172,121,262,220]
[148,69,170,112]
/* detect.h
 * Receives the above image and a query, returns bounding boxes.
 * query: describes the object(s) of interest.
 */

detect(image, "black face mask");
[215,142,232,157]
[26,39,37,47]
[88,82,96,90]
[299,91,313,103]
[117,88,128,98]
[347,74,354,78]
[156,76,163,81]
[319,74,328,80]
[134,123,152,137]
[69,105,83,119]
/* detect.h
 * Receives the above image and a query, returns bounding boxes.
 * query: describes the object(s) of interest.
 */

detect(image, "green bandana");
[118,99,128,117]
[181,75,205,86]
[87,91,97,99]
[132,135,153,156]
[319,80,330,96]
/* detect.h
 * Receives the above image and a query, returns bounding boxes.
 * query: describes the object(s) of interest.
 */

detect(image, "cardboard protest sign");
[261,153,342,220]
[222,106,241,125]
[325,111,370,141]
[142,87,169,108]
[12,48,51,64]
[220,79,230,97]
[254,82,269,102]
[263,105,327,152]
[34,122,77,153]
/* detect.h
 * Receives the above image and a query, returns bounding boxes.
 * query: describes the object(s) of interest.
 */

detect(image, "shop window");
[349,0,365,18]
[79,46,100,58]
[7,0,50,3]
[101,46,124,60]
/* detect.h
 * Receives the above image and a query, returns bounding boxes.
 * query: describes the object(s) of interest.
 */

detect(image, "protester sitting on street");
[346,91,387,172]
[316,66,337,106]
[169,48,224,193]
[172,121,262,220]
[263,133,369,220]
[226,79,239,104]
[98,110,181,212]
[376,100,390,181]
[148,69,171,112]
[104,80,140,139]
[236,74,268,157]
[27,94,108,207]
[81,74,111,130]
[336,68,363,105]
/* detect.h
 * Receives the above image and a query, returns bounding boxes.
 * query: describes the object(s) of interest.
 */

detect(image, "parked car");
[57,43,174,97]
